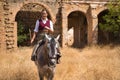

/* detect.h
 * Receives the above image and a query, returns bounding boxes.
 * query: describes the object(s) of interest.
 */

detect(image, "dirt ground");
[0,45,120,80]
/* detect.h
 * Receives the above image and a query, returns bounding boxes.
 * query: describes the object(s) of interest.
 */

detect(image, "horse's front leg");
[39,72,44,80]
[47,74,54,80]
[47,70,54,80]
[40,76,44,80]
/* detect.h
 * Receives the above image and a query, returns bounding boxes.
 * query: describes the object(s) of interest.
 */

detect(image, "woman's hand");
[31,38,34,44]
[44,26,50,30]
[45,26,54,33]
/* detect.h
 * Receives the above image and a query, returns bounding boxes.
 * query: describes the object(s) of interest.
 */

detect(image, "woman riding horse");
[31,9,61,63]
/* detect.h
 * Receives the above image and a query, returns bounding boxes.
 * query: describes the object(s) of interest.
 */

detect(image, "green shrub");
[99,0,120,35]
[17,21,27,46]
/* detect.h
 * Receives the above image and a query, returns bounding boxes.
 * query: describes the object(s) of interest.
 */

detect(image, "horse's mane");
[35,40,49,66]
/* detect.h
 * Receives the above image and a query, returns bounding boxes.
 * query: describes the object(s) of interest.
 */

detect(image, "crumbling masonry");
[0,0,109,52]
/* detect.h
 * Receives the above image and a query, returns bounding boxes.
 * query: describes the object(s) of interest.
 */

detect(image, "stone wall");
[3,1,17,51]
[0,0,109,52]
[0,1,6,53]
[61,0,108,47]
[0,0,62,52]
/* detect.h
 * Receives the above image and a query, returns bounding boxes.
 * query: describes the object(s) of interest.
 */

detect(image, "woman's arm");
[31,32,37,43]
[31,20,39,43]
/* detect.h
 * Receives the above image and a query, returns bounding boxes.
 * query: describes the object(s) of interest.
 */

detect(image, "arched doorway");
[98,10,110,44]
[98,9,120,44]
[67,11,88,48]
[15,3,52,46]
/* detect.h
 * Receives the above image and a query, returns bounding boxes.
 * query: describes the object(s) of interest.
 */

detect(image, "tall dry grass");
[0,47,39,80]
[0,45,120,80]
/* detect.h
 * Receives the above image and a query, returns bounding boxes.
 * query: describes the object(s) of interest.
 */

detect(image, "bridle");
[43,34,60,66]
[45,37,58,66]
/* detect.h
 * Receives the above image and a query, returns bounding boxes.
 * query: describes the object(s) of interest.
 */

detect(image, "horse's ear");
[56,34,60,41]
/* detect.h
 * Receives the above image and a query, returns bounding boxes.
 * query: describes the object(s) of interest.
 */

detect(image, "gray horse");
[35,34,60,80]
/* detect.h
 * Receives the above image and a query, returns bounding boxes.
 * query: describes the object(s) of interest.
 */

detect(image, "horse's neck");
[41,45,49,60]
[36,45,49,65]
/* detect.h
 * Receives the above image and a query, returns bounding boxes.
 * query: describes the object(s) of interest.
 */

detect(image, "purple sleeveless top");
[39,19,50,30]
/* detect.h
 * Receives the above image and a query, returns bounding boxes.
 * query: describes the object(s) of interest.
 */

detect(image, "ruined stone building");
[0,0,110,52]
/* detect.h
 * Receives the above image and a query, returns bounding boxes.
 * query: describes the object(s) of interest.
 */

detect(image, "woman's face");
[41,10,48,19]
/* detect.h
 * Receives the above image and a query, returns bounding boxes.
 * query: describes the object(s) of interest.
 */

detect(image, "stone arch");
[15,3,54,46]
[20,3,54,21]
[13,2,55,22]
[66,9,87,18]
[96,5,108,17]
[61,4,89,47]
[67,10,88,48]
[98,8,120,44]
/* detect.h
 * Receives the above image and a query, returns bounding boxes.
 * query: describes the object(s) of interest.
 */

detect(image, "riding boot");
[31,40,45,61]
[31,55,37,61]
[31,43,39,61]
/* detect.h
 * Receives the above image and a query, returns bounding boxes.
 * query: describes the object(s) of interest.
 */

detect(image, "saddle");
[31,39,45,61]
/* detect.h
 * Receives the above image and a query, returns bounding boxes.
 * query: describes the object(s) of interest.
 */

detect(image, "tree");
[99,0,120,36]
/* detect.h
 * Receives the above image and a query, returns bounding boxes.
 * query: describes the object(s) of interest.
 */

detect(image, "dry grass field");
[0,45,120,80]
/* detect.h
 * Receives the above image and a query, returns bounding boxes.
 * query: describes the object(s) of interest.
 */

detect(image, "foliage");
[99,0,120,35]
[17,21,27,46]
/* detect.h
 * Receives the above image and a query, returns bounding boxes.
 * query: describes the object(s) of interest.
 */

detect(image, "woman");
[31,9,61,63]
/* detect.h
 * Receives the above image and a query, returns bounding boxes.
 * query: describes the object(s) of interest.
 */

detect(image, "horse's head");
[44,34,60,66]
